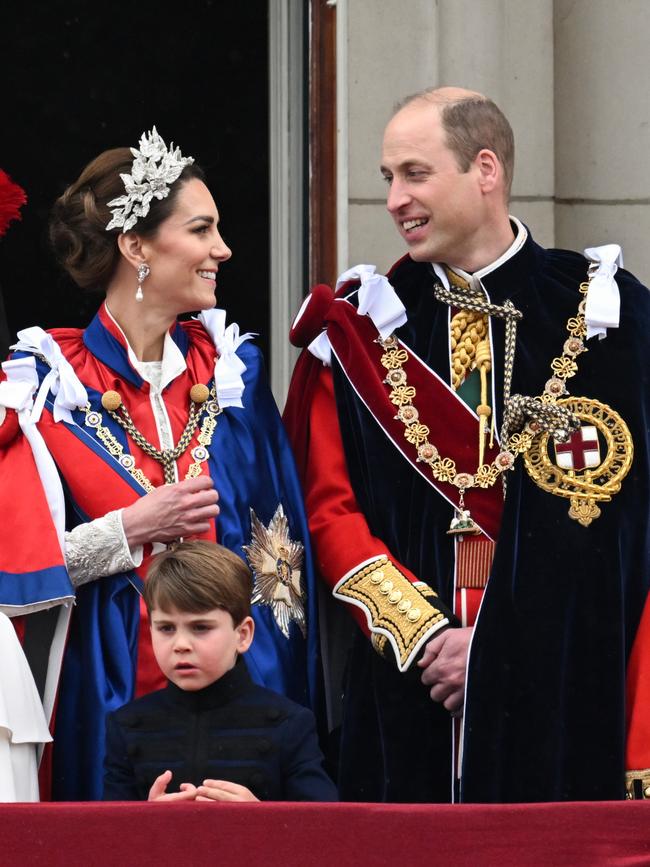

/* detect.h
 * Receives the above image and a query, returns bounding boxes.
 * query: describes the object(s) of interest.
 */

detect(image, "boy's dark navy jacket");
[103,658,337,801]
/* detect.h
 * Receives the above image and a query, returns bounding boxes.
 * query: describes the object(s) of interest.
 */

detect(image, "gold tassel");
[474,339,492,466]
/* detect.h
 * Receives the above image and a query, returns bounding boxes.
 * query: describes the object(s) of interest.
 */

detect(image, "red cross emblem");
[554,425,601,471]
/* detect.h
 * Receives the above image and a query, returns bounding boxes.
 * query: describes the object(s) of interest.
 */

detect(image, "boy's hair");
[144,540,253,625]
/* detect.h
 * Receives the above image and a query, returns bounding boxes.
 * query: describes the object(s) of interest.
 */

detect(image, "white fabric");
[0,355,68,554]
[291,292,312,329]
[10,326,88,424]
[104,303,187,392]
[470,216,528,281]
[198,308,255,408]
[0,613,52,802]
[584,244,623,340]
[432,263,452,290]
[307,331,334,366]
[336,264,407,339]
[65,509,142,587]
[307,263,407,365]
[435,216,528,290]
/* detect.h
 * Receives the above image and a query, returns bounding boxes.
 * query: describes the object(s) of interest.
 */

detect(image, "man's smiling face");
[381,102,487,268]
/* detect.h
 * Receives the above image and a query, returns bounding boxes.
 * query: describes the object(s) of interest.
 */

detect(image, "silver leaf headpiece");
[105,127,194,233]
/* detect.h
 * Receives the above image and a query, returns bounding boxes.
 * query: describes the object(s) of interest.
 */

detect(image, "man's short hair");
[395,89,515,198]
[144,540,252,625]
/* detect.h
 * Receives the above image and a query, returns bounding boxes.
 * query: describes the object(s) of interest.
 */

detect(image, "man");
[284,87,650,802]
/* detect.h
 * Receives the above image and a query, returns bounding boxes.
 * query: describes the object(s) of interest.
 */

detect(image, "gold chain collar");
[83,384,221,491]
[378,270,619,530]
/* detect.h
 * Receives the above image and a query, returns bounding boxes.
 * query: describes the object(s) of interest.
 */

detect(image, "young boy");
[103,541,337,802]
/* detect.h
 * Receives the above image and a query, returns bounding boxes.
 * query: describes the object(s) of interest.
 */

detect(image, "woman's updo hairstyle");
[49,148,205,291]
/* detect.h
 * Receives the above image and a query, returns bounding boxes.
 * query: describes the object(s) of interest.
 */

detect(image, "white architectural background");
[338,0,650,282]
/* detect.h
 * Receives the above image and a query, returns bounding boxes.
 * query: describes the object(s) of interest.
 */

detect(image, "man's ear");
[236,616,255,653]
[475,148,501,194]
[117,231,148,268]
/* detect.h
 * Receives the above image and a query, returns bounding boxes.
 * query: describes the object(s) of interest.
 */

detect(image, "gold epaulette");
[333,556,449,672]
[625,768,650,799]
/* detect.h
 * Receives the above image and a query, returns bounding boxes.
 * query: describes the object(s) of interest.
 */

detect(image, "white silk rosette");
[1,327,88,549]
[583,244,623,340]
[197,309,255,408]
[305,264,407,365]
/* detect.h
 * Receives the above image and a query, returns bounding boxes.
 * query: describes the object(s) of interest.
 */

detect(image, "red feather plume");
[0,169,27,238]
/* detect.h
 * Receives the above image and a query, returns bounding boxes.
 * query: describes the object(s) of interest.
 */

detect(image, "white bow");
[307,264,407,366]
[336,264,407,339]
[197,309,255,408]
[9,327,88,422]
[0,341,72,551]
[0,357,39,414]
[307,331,333,366]
[583,244,622,340]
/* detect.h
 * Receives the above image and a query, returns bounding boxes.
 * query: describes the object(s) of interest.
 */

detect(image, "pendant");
[447,508,482,536]
[523,396,633,526]
[447,489,482,536]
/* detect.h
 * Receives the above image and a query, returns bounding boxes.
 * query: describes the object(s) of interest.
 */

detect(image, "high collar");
[164,655,253,712]
[82,302,190,391]
[430,217,541,306]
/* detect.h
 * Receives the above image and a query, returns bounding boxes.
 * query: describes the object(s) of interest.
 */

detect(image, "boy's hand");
[148,770,198,802]
[195,779,259,802]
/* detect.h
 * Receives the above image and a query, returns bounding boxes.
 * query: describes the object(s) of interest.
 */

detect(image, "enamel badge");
[523,396,633,526]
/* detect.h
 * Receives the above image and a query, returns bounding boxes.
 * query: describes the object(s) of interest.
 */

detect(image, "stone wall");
[339,0,650,281]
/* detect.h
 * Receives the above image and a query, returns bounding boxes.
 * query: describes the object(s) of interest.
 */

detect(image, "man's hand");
[148,770,198,802]
[417,626,473,715]
[122,476,220,547]
[195,779,259,802]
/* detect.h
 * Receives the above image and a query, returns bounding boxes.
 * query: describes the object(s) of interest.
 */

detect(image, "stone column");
[344,0,439,272]
[342,0,555,273]
[554,0,650,279]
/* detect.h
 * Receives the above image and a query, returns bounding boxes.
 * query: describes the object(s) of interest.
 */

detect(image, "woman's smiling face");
[139,177,232,315]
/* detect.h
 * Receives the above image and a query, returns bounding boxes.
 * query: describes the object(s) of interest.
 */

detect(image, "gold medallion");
[523,396,633,526]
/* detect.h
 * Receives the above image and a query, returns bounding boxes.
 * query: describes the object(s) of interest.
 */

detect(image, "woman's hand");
[122,476,219,547]
[195,780,259,802]
[148,770,197,802]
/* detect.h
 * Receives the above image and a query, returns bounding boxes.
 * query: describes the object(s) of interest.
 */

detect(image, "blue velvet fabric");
[9,312,320,801]
[0,565,72,608]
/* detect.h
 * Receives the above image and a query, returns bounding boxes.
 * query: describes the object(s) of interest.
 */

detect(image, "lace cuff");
[65,509,144,587]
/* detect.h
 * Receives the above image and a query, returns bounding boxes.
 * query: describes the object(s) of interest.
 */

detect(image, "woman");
[0,129,319,800]
[0,169,53,802]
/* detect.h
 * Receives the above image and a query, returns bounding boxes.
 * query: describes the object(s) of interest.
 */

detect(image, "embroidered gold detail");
[243,505,306,639]
[625,768,650,799]
[524,397,633,526]
[413,581,439,599]
[334,557,447,670]
[83,385,220,491]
